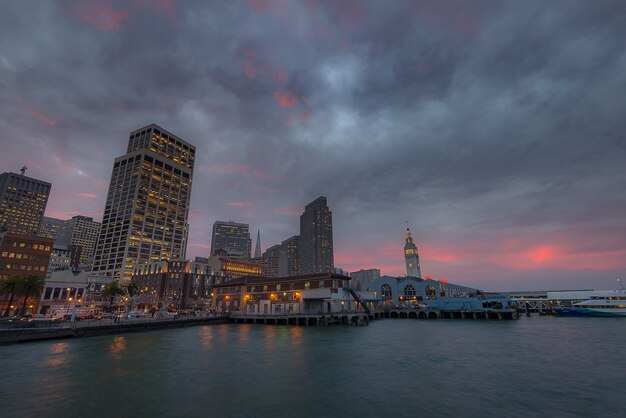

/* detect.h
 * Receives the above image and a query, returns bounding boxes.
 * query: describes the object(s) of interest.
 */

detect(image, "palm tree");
[18,275,45,316]
[0,276,22,317]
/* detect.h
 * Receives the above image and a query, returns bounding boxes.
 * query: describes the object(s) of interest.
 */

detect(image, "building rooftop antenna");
[20,166,27,175]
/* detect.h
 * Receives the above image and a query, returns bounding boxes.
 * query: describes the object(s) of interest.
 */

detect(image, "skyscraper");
[210,221,251,260]
[254,229,261,259]
[298,196,333,275]
[404,227,422,278]
[0,170,51,235]
[92,124,195,280]
[56,215,101,265]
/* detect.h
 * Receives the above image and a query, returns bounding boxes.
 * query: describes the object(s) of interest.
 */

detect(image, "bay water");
[1,317,624,417]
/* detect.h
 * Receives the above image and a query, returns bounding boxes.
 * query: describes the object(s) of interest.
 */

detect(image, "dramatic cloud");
[1,0,625,291]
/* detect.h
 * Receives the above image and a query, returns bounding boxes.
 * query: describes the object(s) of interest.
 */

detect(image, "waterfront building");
[56,215,101,265]
[404,227,421,278]
[211,272,352,314]
[210,221,251,260]
[299,196,333,274]
[0,170,51,235]
[350,268,381,291]
[92,124,195,280]
[38,216,64,240]
[0,231,54,314]
[38,270,113,315]
[131,258,212,309]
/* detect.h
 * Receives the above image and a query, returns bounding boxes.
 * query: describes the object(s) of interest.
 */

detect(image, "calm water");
[1,317,624,418]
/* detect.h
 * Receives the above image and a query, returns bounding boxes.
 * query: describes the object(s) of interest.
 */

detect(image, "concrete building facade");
[56,215,101,265]
[0,171,51,235]
[210,221,251,260]
[38,216,64,240]
[92,124,195,280]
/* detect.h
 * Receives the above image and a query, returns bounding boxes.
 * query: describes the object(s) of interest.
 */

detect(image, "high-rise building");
[92,124,195,280]
[210,221,251,260]
[56,215,101,265]
[0,171,51,235]
[254,229,261,259]
[299,196,333,275]
[279,235,299,277]
[404,228,422,278]
[262,244,281,277]
[38,217,64,240]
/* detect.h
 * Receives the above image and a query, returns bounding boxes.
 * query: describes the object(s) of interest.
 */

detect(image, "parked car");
[127,310,145,318]
[30,314,52,321]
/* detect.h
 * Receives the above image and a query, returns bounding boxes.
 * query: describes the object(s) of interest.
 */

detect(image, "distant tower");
[254,229,261,258]
[404,227,421,278]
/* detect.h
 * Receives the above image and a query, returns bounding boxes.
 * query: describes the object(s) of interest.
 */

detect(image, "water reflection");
[45,342,69,368]
[108,336,127,359]
[199,326,214,351]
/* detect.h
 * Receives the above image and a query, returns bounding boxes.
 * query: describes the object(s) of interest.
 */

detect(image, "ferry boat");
[553,290,626,317]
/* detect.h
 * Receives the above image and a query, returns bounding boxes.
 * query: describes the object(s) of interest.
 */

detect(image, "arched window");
[404,285,416,297]
[425,285,437,299]
[381,284,392,299]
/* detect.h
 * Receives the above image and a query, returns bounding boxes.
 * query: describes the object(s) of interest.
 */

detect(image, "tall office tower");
[0,170,51,235]
[279,235,299,277]
[92,124,195,280]
[210,221,251,260]
[39,216,64,240]
[298,196,333,275]
[262,244,281,277]
[56,215,101,265]
[254,229,261,259]
[404,227,422,278]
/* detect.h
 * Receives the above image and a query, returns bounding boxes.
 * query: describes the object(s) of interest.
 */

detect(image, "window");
[381,284,392,299]
[404,285,416,297]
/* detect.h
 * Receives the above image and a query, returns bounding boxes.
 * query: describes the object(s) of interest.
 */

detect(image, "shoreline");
[0,316,229,345]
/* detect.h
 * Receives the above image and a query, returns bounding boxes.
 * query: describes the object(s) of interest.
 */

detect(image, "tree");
[18,275,44,316]
[102,280,125,306]
[0,276,22,317]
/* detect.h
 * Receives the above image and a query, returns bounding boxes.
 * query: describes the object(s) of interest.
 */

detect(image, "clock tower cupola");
[404,227,421,278]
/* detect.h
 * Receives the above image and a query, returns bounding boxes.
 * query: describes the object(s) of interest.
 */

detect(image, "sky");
[1,0,625,291]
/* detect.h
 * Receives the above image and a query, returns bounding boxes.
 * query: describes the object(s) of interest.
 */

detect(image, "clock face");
[408,261,414,269]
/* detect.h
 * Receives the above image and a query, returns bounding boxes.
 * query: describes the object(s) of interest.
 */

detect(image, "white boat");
[553,290,626,317]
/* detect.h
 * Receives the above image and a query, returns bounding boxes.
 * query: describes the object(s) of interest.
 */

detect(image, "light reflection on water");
[1,319,625,418]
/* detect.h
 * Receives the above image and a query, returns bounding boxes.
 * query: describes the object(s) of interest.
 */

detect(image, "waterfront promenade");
[0,315,228,345]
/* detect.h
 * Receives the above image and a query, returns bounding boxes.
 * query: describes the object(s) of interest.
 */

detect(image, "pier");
[229,307,518,326]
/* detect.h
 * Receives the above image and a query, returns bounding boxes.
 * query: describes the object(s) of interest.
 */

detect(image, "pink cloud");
[25,107,57,126]
[74,1,130,32]
[273,91,299,108]
[285,112,311,126]
[75,193,97,199]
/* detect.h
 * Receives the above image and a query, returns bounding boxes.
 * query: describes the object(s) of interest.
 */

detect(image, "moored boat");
[553,289,626,317]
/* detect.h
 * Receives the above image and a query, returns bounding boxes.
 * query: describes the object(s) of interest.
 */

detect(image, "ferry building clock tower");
[404,227,422,278]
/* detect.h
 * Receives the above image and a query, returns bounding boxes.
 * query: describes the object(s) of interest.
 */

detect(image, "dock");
[229,307,518,326]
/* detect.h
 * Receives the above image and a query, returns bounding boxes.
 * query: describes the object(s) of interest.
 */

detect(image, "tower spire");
[403,225,421,278]
[254,229,261,258]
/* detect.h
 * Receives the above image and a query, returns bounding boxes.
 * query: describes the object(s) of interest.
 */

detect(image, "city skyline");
[1,1,625,290]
